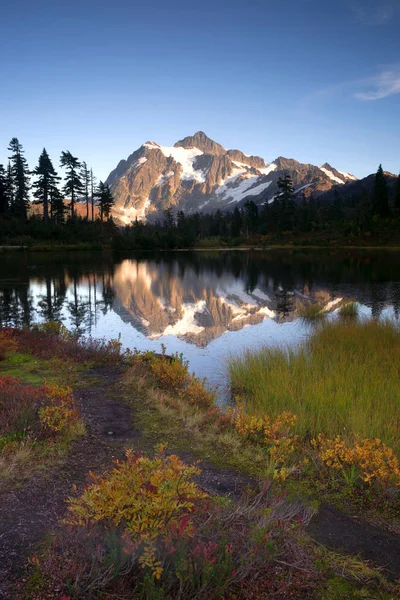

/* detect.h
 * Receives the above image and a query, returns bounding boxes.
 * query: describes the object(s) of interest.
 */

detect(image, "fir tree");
[395,173,400,212]
[90,168,97,222]
[97,181,115,221]
[8,137,30,219]
[0,165,8,213]
[231,206,242,237]
[372,164,390,218]
[276,173,296,230]
[32,148,61,222]
[60,151,83,220]
[50,186,66,224]
[163,207,175,228]
[5,162,14,210]
[80,161,90,219]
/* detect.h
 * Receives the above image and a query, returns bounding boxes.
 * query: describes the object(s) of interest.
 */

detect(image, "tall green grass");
[338,302,359,318]
[228,320,400,455]
[297,303,325,319]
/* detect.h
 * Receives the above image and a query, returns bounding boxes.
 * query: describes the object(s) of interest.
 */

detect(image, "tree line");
[0,138,115,223]
[114,165,400,249]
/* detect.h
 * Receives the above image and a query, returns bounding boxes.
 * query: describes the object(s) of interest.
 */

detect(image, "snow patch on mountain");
[337,169,357,181]
[144,142,205,183]
[319,167,344,185]
[117,198,151,225]
[259,163,277,176]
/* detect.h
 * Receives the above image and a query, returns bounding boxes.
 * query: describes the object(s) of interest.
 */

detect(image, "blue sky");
[0,0,399,181]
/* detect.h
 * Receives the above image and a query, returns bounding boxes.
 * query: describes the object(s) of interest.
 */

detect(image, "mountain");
[316,171,397,204]
[105,132,357,224]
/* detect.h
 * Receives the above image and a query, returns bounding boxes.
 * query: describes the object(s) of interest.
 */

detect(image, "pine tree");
[50,186,66,224]
[80,161,90,219]
[231,206,242,237]
[60,151,83,219]
[5,162,14,211]
[32,149,61,222]
[394,173,400,212]
[90,168,97,222]
[97,181,115,221]
[0,165,9,214]
[8,138,30,219]
[372,164,390,218]
[276,173,296,230]
[163,207,175,229]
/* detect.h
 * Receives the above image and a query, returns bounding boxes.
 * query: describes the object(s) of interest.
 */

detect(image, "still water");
[1,249,400,392]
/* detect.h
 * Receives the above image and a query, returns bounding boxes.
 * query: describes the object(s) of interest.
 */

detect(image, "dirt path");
[1,366,399,598]
[0,367,252,599]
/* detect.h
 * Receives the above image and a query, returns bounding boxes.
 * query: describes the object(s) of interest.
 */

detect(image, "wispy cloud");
[351,0,400,24]
[355,71,400,100]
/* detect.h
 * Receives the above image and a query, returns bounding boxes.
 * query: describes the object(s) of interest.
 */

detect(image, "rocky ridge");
[105,132,358,224]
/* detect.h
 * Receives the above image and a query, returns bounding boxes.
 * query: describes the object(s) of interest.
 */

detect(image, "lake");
[1,249,400,395]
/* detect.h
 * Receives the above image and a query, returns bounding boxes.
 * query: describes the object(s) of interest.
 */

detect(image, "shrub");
[312,433,400,489]
[38,462,319,600]
[0,375,79,441]
[65,445,207,579]
[148,354,215,409]
[0,330,18,360]
[0,326,130,365]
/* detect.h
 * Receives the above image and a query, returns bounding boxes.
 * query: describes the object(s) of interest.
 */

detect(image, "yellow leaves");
[148,356,215,409]
[312,433,400,488]
[38,383,79,433]
[65,447,208,579]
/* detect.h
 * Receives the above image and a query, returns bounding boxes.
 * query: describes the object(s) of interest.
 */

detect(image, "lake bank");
[1,324,400,599]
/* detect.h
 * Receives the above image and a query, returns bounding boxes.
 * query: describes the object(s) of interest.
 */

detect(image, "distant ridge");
[105,132,358,224]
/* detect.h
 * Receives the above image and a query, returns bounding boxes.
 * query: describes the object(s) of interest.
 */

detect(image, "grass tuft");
[339,302,359,318]
[297,303,325,320]
[228,320,400,456]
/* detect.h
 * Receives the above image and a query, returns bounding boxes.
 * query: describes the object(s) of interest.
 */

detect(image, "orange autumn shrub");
[312,433,400,488]
[65,445,207,579]
[39,383,79,433]
[149,356,215,409]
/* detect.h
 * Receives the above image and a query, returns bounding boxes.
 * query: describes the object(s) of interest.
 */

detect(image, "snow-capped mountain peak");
[106,133,357,224]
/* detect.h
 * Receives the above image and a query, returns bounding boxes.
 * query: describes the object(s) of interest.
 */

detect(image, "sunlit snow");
[144,142,205,183]
[319,167,344,185]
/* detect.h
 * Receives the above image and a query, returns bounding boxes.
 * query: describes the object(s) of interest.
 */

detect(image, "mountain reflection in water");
[1,249,400,389]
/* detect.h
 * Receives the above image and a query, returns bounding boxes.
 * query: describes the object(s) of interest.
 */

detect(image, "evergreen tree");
[90,168,97,222]
[394,173,400,212]
[32,148,61,222]
[0,165,9,214]
[5,162,14,210]
[97,181,115,221]
[244,200,259,235]
[80,161,90,219]
[276,173,296,230]
[231,206,242,237]
[163,207,175,229]
[50,186,66,223]
[8,137,30,219]
[372,164,390,218]
[60,151,83,219]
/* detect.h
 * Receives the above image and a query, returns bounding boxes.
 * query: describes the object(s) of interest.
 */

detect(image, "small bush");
[0,375,79,440]
[65,445,207,579]
[0,330,18,360]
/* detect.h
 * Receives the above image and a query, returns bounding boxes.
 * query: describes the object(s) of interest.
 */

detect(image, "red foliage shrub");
[1,326,127,365]
[0,374,79,440]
